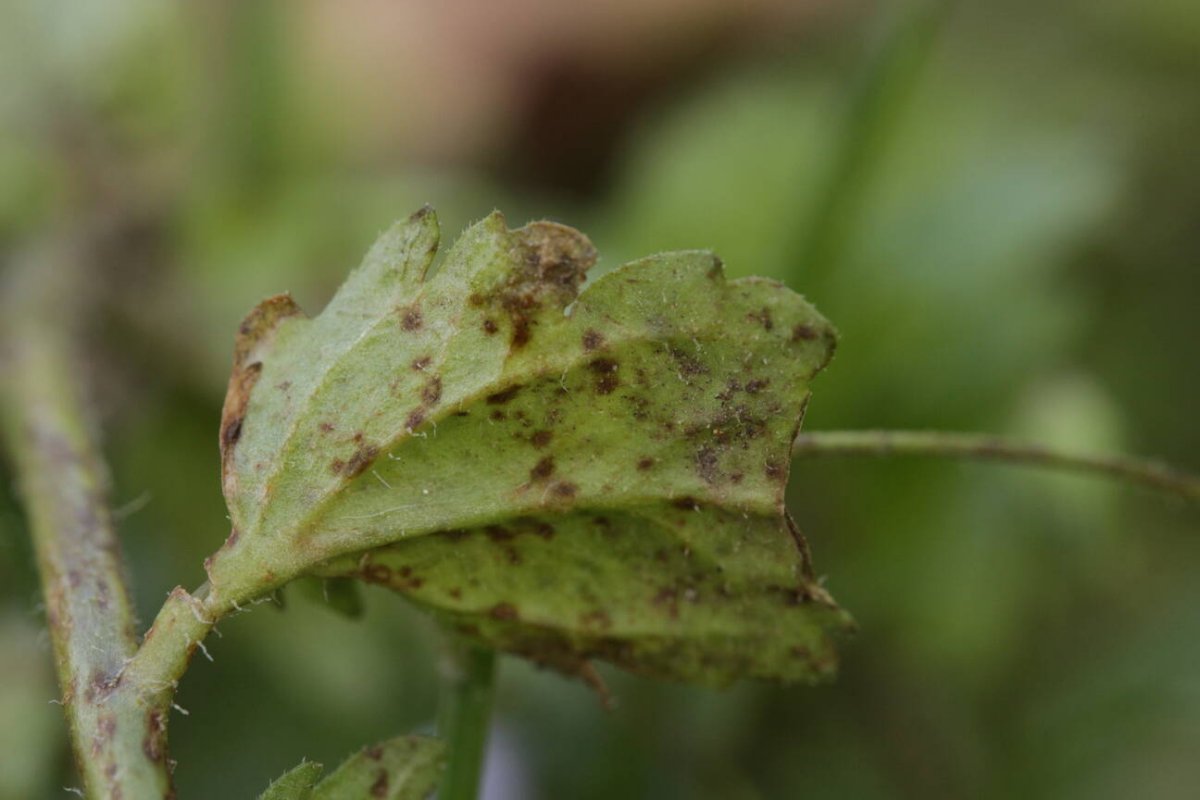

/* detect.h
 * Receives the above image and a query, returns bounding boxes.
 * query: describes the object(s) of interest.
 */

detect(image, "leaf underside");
[211,206,853,687]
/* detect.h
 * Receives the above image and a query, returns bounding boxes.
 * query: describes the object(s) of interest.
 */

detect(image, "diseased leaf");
[208,207,853,686]
[258,759,323,800]
[310,736,444,800]
[258,737,444,800]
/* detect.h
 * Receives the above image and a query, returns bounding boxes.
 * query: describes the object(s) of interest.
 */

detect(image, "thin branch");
[1,241,175,798]
[793,430,1200,502]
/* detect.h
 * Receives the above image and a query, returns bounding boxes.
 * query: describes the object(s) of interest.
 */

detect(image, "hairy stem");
[793,430,1200,502]
[437,639,497,800]
[1,243,176,797]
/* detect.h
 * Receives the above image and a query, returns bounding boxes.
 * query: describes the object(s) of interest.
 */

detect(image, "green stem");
[437,639,498,800]
[791,0,951,277]
[793,430,1200,502]
[1,243,176,797]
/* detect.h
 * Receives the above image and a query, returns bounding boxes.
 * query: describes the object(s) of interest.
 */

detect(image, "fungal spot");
[764,460,784,480]
[745,378,769,393]
[490,410,507,421]
[485,525,515,542]
[421,376,442,405]
[482,318,499,335]
[747,307,774,330]
[412,355,432,371]
[530,430,552,448]
[582,329,604,350]
[361,563,392,583]
[319,421,335,433]
[486,385,521,405]
[222,417,243,448]
[695,446,720,484]
[332,443,380,478]
[365,744,384,760]
[405,410,426,431]
[637,456,655,471]
[534,522,555,539]
[672,496,701,511]
[530,456,555,481]
[400,305,423,331]
[589,357,619,394]
[371,771,389,798]
[550,481,578,499]
[490,602,519,621]
[511,317,532,348]
[668,345,708,378]
[791,323,818,341]
[143,709,165,763]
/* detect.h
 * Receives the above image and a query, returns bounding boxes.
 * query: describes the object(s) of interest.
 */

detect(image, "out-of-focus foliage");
[0,0,1197,798]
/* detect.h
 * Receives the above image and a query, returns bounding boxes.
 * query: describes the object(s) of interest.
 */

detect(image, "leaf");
[258,759,323,800]
[257,737,444,800]
[311,736,444,800]
[208,207,853,685]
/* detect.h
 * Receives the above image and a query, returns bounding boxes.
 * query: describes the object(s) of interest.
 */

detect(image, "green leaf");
[258,737,445,800]
[311,736,444,800]
[208,207,853,685]
[258,759,323,800]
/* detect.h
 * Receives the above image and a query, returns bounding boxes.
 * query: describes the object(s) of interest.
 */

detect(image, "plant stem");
[437,639,498,800]
[1,243,176,797]
[790,0,951,278]
[793,430,1200,502]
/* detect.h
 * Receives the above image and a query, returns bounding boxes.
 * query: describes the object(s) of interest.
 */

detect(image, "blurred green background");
[1,0,1198,797]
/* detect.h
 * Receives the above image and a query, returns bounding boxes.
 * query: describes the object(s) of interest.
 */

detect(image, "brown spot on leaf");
[745,378,769,393]
[371,771,389,798]
[143,709,165,762]
[672,496,701,511]
[490,602,519,621]
[637,456,655,471]
[791,323,818,341]
[332,442,380,478]
[412,355,432,371]
[482,318,499,335]
[361,563,392,583]
[405,410,426,431]
[400,304,423,331]
[748,307,774,330]
[530,430,552,448]
[589,358,619,394]
[668,345,708,378]
[511,317,532,348]
[582,329,605,350]
[222,417,243,448]
[550,481,578,499]
[695,446,720,483]
[764,460,784,480]
[485,525,515,542]
[486,385,521,405]
[421,376,442,405]
[319,421,335,433]
[365,744,384,760]
[530,455,556,481]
